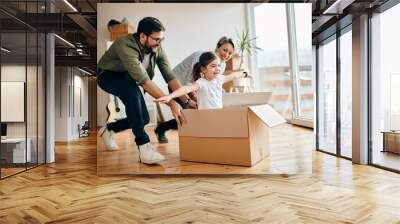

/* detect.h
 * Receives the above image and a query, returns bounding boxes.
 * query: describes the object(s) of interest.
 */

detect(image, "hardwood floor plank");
[0,133,400,223]
[97,124,314,175]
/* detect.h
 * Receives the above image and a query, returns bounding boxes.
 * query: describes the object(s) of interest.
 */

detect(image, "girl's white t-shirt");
[195,75,225,110]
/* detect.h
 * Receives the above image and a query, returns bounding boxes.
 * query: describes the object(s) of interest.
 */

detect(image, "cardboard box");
[178,92,286,166]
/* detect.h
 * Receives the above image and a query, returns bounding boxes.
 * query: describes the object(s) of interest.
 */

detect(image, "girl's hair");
[216,36,235,50]
[192,51,218,81]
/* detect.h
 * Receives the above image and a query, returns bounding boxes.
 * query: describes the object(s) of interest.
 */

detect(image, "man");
[97,17,190,165]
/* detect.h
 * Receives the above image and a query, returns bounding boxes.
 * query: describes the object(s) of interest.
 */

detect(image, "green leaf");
[235,29,263,56]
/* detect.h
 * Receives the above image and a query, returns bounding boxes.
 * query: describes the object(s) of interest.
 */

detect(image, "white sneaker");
[99,126,119,150]
[137,143,165,164]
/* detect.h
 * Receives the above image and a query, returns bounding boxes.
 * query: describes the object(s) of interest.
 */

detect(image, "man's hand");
[141,80,186,126]
[187,99,197,109]
[154,95,172,104]
[168,101,186,126]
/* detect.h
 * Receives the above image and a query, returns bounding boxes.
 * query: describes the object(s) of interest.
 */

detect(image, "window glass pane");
[27,31,38,169]
[38,32,46,165]
[294,4,313,119]
[318,38,337,154]
[1,26,28,178]
[340,29,352,158]
[254,4,292,119]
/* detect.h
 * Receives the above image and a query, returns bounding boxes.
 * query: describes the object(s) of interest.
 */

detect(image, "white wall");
[97,3,248,126]
[1,65,31,137]
[55,67,89,141]
[55,66,68,141]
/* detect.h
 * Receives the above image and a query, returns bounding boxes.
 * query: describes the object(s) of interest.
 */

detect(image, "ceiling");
[0,0,394,73]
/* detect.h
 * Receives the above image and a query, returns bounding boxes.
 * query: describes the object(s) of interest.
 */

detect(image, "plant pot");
[233,77,249,86]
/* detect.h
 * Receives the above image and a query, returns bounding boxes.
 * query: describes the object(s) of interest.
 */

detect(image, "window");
[371,3,400,171]
[251,3,312,121]
[253,4,291,119]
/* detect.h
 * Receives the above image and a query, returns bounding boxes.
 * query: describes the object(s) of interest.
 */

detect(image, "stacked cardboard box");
[109,24,135,41]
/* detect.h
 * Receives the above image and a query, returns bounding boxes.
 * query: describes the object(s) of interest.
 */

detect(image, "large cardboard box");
[178,92,286,166]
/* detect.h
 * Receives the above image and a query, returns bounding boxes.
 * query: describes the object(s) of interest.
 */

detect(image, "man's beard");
[144,39,158,53]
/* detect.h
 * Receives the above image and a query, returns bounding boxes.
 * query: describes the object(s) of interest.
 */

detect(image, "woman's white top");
[173,51,226,86]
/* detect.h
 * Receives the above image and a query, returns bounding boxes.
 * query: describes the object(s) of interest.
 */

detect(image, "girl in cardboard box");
[153,37,236,143]
[155,51,248,109]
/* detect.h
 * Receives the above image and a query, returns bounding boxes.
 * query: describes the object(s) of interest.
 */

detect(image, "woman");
[154,36,235,143]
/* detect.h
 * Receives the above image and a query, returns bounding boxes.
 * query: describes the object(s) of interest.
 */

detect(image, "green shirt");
[98,33,176,84]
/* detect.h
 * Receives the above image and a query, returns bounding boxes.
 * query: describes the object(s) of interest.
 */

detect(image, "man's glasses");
[148,35,165,44]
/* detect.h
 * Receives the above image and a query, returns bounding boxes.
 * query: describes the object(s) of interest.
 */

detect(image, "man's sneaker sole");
[138,154,163,164]
[106,147,118,151]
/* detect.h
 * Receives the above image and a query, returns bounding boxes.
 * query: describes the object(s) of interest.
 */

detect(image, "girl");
[155,51,247,109]
[154,38,238,142]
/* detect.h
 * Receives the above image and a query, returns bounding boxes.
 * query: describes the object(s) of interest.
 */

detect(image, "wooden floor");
[1,163,45,178]
[1,134,400,223]
[98,124,314,175]
[372,151,400,171]
[1,167,26,178]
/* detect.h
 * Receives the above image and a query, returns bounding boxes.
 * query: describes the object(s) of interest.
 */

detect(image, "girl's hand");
[155,95,172,104]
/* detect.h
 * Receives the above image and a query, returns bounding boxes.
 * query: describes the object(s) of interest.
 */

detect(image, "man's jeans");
[155,88,189,134]
[97,69,150,146]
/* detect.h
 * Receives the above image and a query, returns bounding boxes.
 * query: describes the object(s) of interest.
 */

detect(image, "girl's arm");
[155,83,200,104]
[223,71,248,83]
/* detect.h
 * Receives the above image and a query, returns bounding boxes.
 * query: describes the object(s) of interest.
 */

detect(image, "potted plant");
[235,29,262,71]
[230,30,262,91]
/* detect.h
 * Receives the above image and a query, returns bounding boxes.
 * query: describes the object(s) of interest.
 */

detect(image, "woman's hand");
[154,95,172,104]
[238,70,250,78]
[244,72,253,79]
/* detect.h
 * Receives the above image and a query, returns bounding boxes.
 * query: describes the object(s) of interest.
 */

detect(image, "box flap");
[223,92,272,108]
[179,107,249,138]
[248,111,270,165]
[248,104,286,127]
